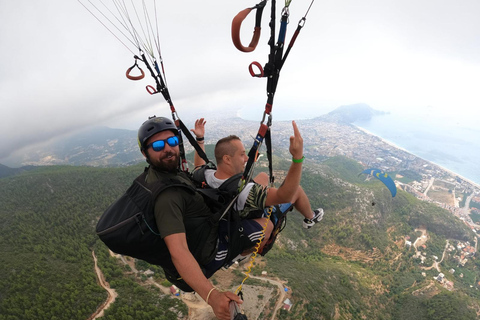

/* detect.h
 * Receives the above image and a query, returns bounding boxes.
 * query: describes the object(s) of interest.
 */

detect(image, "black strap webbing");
[265,128,274,185]
[177,119,210,165]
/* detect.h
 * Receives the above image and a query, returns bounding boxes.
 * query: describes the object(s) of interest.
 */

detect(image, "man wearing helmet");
[137,116,242,320]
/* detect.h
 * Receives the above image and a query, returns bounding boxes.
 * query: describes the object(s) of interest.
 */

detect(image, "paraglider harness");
[192,162,292,256]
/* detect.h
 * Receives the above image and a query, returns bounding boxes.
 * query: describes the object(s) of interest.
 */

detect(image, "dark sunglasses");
[147,136,179,151]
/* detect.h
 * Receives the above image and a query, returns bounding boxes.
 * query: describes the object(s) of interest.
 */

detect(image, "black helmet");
[137,116,177,151]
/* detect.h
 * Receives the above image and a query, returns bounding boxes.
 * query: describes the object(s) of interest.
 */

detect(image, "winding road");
[462,192,475,215]
[89,251,118,320]
[415,229,449,273]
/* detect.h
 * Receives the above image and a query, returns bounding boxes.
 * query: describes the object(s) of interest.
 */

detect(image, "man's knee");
[253,172,269,186]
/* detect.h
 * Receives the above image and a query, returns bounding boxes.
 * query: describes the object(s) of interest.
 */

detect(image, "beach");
[355,125,480,190]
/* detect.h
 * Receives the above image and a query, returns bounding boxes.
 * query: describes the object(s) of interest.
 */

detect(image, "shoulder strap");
[191,162,217,188]
[218,173,243,196]
[177,118,210,165]
[135,168,196,201]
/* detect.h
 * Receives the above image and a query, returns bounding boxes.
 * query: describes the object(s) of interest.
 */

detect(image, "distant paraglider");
[360,168,397,197]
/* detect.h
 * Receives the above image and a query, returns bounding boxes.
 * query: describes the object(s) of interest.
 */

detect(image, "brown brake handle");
[125,58,145,81]
[231,0,266,53]
[146,85,157,95]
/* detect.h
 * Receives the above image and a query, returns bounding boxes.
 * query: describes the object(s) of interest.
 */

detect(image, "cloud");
[1,0,480,163]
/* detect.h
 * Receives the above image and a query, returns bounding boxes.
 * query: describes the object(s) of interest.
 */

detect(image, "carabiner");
[298,17,306,28]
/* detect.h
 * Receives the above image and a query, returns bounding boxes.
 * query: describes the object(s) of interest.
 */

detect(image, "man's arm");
[164,233,241,320]
[264,121,304,207]
[190,118,207,168]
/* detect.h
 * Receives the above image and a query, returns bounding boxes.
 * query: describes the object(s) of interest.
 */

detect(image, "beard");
[150,150,180,172]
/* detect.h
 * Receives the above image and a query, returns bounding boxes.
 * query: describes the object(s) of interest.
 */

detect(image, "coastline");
[355,125,480,190]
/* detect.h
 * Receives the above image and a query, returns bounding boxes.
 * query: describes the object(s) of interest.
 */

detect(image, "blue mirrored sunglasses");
[147,136,179,151]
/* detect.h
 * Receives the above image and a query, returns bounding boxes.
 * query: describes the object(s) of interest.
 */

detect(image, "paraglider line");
[78,0,136,55]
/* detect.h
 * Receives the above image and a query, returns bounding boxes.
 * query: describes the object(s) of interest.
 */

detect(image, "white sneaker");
[303,208,324,229]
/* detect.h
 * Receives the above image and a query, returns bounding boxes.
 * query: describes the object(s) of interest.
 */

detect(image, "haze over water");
[354,110,480,186]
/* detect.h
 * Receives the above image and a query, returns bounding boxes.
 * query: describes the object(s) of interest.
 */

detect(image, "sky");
[1,0,480,164]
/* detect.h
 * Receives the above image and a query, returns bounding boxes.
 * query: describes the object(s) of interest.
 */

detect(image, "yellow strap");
[235,207,273,295]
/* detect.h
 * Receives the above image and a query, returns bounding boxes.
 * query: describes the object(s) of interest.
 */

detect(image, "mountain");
[321,103,387,123]
[4,126,143,168]
[0,163,38,178]
[0,163,19,178]
[4,120,260,168]
[3,111,389,168]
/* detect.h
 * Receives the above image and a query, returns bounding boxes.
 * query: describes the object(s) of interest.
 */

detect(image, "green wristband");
[292,156,305,163]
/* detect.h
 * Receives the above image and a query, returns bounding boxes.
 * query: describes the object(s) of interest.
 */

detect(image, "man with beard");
[138,116,248,320]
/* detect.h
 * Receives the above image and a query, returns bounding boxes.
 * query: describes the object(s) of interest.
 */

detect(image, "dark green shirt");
[146,166,214,239]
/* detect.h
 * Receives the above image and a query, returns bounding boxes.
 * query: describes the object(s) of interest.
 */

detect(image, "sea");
[353,111,480,186]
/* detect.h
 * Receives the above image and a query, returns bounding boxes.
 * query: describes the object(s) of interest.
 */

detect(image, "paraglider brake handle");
[126,56,145,81]
[249,61,264,77]
[146,85,158,95]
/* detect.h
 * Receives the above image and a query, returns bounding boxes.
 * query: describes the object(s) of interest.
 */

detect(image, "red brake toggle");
[249,61,264,77]
[146,85,157,95]
[231,8,261,52]
[126,64,145,81]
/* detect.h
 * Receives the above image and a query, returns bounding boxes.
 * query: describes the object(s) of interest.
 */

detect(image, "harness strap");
[279,16,306,70]
[265,6,288,108]
[241,122,269,186]
[177,118,210,165]
[137,53,174,110]
[264,126,274,186]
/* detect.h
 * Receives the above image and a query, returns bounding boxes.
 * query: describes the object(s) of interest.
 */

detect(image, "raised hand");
[190,118,206,139]
[289,121,303,160]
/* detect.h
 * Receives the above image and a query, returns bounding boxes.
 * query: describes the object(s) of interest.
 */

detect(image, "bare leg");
[255,173,314,220]
[290,186,314,220]
[253,172,269,186]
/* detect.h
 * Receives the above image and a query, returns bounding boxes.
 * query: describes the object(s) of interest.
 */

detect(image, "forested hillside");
[0,156,479,319]
[262,156,479,319]
[0,164,187,319]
